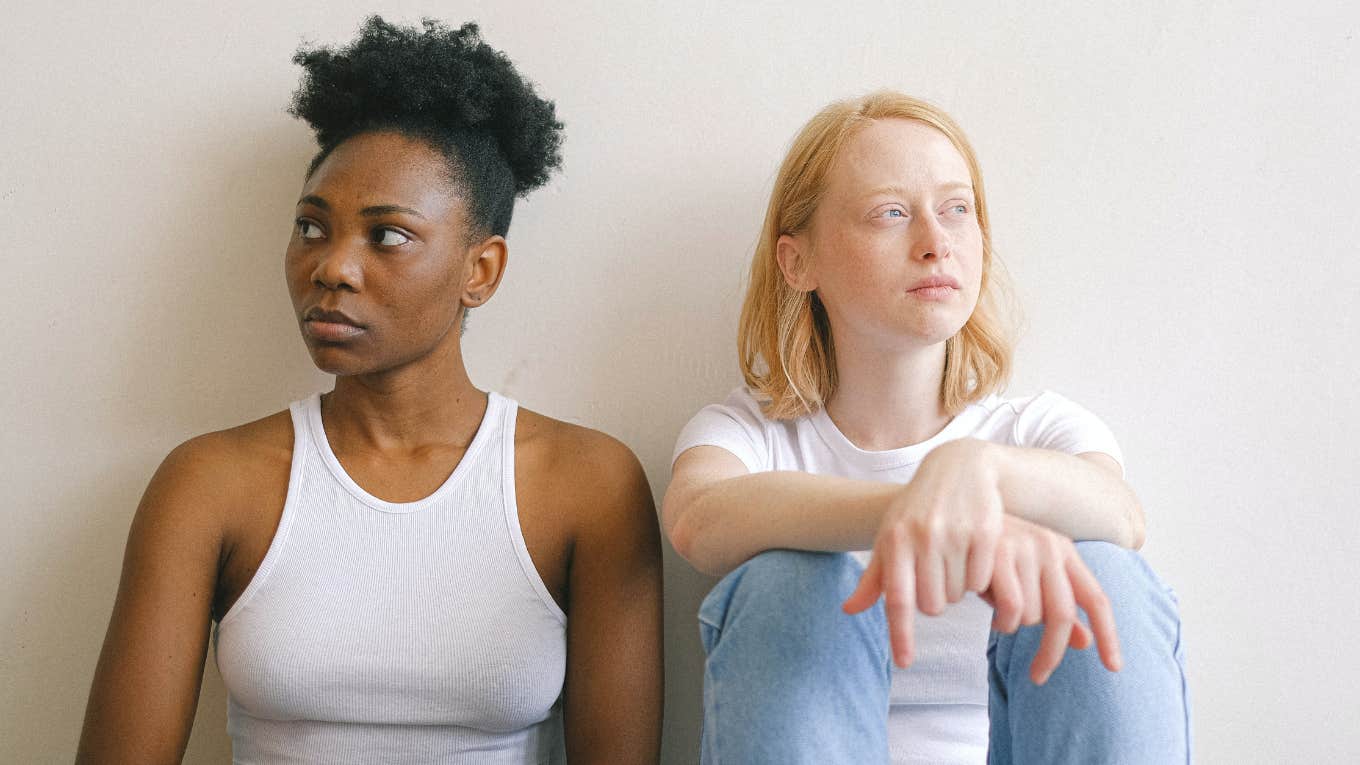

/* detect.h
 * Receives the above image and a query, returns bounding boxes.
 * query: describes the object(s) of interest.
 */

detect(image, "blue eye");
[297,219,324,239]
[949,203,970,215]
[374,228,411,246]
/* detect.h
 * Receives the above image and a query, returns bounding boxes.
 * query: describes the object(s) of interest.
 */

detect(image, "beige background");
[4,1,1358,762]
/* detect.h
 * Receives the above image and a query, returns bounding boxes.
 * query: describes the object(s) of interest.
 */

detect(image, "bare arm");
[664,439,1142,578]
[993,444,1145,548]
[663,446,896,577]
[665,438,1138,682]
[76,438,228,764]
[562,438,663,764]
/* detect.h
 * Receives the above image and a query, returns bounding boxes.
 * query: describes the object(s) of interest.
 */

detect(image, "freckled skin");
[286,131,482,377]
[803,118,985,352]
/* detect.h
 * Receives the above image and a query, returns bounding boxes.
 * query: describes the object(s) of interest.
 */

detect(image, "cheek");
[383,260,466,327]
[283,246,312,304]
[955,228,984,286]
[817,229,891,295]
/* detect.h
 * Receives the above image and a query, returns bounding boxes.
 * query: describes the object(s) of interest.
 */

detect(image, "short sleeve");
[672,387,770,474]
[1011,391,1125,475]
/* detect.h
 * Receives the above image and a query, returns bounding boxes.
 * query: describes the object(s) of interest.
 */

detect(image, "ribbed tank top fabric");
[213,393,567,764]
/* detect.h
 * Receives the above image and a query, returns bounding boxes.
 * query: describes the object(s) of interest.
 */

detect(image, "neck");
[823,329,951,451]
[322,334,486,451]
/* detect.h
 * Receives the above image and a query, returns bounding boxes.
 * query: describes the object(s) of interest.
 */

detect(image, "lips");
[908,275,961,292]
[302,306,366,342]
[304,306,362,325]
[906,274,960,303]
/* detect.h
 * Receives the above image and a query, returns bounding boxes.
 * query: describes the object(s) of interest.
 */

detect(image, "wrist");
[930,436,1003,471]
[930,437,1007,495]
[978,440,1011,499]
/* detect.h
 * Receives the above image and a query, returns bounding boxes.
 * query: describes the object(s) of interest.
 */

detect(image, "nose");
[911,214,952,262]
[310,240,363,292]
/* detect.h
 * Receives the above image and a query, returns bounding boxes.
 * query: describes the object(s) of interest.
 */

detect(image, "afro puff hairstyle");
[290,17,563,238]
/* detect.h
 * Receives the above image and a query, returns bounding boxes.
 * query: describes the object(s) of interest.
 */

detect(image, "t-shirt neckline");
[808,397,993,472]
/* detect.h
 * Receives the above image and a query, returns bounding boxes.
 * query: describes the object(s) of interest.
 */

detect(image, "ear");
[460,235,509,309]
[776,233,817,292]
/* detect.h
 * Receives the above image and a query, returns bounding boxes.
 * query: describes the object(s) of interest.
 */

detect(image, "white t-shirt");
[672,386,1124,765]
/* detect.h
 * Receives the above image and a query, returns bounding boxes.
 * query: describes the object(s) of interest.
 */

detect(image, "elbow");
[664,503,734,578]
[1130,520,1146,551]
[662,477,715,569]
[661,490,701,566]
[667,511,722,577]
[1127,502,1147,550]
[666,508,697,563]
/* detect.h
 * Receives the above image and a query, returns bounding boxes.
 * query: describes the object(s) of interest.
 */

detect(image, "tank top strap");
[290,395,316,457]
[495,394,567,626]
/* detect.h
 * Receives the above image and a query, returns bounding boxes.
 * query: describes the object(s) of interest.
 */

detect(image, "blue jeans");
[697,543,1191,764]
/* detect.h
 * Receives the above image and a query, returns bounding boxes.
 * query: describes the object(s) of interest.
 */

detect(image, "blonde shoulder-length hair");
[737,90,1016,420]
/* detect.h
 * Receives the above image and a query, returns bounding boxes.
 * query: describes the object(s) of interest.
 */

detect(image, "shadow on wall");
[531,175,753,763]
[110,114,326,438]
[9,423,236,761]
[29,106,324,761]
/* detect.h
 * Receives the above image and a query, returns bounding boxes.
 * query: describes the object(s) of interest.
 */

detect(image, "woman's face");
[784,118,984,353]
[285,131,500,376]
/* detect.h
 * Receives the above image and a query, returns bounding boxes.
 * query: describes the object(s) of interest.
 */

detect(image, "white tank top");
[214,392,567,764]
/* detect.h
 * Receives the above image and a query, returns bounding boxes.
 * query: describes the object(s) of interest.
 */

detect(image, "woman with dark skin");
[77,19,662,764]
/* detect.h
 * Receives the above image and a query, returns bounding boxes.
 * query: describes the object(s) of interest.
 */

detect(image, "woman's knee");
[1073,541,1170,607]
[699,550,891,719]
[699,550,880,657]
[733,549,861,600]
[1072,540,1181,653]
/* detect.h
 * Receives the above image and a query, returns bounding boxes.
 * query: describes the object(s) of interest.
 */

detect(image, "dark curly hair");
[290,17,564,237]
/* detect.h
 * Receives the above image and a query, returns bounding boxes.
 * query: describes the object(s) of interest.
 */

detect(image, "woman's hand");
[841,439,1121,684]
[841,439,1006,666]
[978,514,1121,683]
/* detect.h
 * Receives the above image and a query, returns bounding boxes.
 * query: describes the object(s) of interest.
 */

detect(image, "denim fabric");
[698,543,1191,764]
[699,550,892,763]
[987,542,1192,764]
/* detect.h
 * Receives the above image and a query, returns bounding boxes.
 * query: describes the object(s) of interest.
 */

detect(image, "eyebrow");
[359,204,427,220]
[296,195,427,220]
[863,182,974,198]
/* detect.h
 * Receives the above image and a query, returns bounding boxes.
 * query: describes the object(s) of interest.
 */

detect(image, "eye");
[873,206,908,220]
[296,219,324,239]
[945,202,971,215]
[373,227,412,247]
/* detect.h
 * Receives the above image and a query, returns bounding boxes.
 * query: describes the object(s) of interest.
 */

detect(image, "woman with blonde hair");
[664,91,1189,763]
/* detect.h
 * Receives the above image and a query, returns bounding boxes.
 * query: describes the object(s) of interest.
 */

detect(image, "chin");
[305,346,375,377]
[899,314,970,346]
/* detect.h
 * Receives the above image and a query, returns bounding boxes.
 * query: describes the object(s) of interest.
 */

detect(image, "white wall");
[3,1,1357,762]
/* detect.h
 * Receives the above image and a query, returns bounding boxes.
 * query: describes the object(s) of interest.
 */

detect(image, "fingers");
[1029,559,1077,685]
[965,524,998,594]
[883,541,917,668]
[988,543,1023,633]
[1016,543,1042,627]
[1068,619,1093,651]
[917,549,947,616]
[943,545,967,604]
[841,552,882,615]
[1067,554,1122,672]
